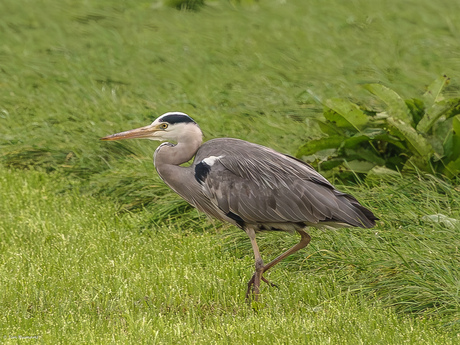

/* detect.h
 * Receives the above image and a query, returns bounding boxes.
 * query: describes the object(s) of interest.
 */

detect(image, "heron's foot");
[245,272,278,301]
[262,276,279,289]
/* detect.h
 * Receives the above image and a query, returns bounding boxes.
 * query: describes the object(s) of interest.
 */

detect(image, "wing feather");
[194,138,377,229]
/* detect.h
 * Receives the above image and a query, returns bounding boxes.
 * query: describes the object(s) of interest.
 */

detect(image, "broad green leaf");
[427,119,450,159]
[426,137,444,160]
[443,115,460,163]
[442,98,460,120]
[402,155,432,172]
[343,160,375,173]
[387,117,433,158]
[443,156,460,178]
[341,135,373,148]
[296,136,343,157]
[343,128,386,145]
[314,119,345,136]
[373,134,407,150]
[365,83,413,125]
[367,165,401,177]
[318,158,344,171]
[342,128,405,150]
[302,148,337,164]
[433,113,455,141]
[453,114,460,136]
[324,98,368,130]
[423,75,449,109]
[417,98,460,133]
[359,127,387,138]
[343,128,387,146]
[344,148,386,165]
[405,98,425,125]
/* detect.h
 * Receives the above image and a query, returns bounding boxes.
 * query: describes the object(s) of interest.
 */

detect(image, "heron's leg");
[245,227,264,301]
[262,229,311,274]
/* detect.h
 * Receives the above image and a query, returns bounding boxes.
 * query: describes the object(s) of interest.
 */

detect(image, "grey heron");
[101,112,378,300]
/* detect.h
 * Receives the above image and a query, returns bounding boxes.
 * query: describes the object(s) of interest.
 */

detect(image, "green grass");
[1,0,460,343]
[1,167,458,344]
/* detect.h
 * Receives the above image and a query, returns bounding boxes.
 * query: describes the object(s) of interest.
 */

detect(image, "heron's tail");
[334,191,378,228]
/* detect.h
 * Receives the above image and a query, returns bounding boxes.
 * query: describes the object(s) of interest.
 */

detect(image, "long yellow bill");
[100,125,157,141]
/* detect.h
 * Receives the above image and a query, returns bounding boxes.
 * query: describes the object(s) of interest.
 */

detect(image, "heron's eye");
[159,123,168,130]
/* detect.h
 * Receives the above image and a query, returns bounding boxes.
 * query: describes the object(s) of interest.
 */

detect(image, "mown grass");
[1,167,458,344]
[1,0,460,343]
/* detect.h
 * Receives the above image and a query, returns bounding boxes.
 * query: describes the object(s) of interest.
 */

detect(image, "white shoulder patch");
[202,155,224,166]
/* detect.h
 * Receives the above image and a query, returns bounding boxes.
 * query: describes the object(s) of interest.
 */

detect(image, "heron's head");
[100,112,201,143]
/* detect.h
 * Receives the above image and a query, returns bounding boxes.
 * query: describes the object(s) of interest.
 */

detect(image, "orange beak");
[100,125,159,141]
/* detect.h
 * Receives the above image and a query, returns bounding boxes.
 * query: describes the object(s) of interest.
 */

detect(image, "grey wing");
[195,139,377,230]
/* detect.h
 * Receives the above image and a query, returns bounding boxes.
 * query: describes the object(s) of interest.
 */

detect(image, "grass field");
[1,0,459,343]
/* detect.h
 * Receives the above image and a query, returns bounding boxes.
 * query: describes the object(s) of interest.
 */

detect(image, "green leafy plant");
[297,76,460,181]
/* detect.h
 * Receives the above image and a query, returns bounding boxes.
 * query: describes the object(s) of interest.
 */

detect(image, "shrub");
[297,76,460,181]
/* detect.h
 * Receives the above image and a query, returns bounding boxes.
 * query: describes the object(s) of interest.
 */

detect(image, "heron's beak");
[100,125,159,141]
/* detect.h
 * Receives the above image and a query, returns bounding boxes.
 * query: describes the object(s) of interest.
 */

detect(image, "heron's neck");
[154,128,202,167]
